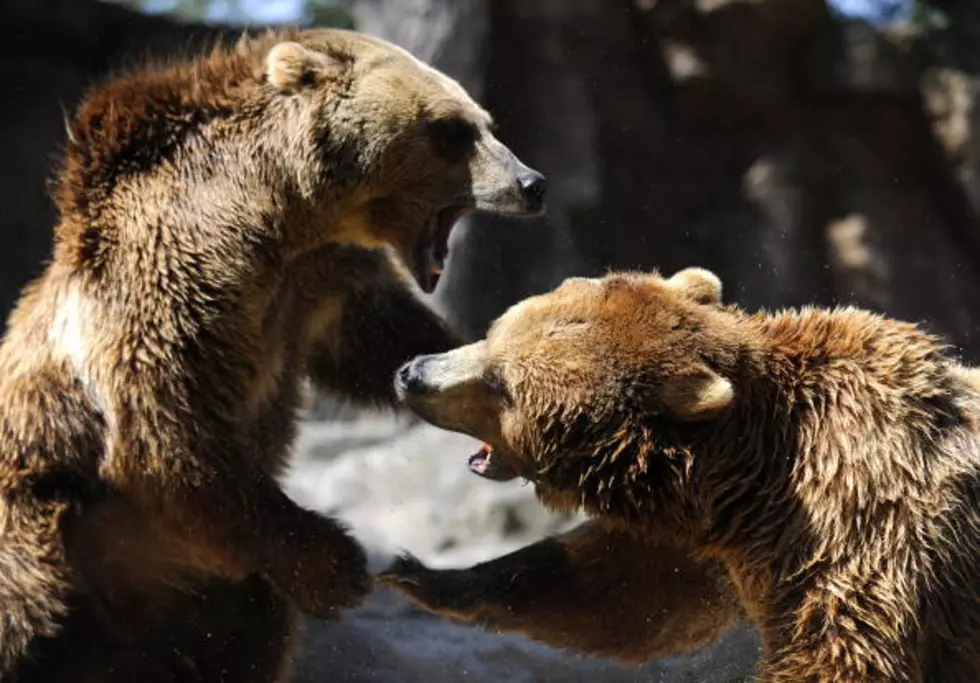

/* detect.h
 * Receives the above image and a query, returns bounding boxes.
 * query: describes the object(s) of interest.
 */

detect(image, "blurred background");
[3,0,980,681]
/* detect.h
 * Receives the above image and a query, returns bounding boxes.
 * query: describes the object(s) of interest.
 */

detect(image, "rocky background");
[4,0,980,680]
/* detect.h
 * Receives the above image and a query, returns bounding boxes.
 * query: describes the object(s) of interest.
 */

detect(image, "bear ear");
[658,365,733,421]
[265,41,342,94]
[665,267,723,306]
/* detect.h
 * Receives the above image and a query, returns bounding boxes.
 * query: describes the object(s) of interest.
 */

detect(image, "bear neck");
[690,305,969,617]
[534,414,703,540]
[35,207,346,453]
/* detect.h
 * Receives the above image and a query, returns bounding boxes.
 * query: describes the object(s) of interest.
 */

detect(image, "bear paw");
[376,553,485,622]
[267,522,372,619]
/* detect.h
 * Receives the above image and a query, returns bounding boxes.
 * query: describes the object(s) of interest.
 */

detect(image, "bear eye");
[428,117,479,163]
[483,368,513,406]
[546,319,589,337]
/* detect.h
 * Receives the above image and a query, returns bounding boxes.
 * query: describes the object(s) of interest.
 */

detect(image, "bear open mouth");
[413,205,473,293]
[468,442,520,482]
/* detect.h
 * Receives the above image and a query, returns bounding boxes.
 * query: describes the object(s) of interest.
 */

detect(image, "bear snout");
[395,357,434,398]
[518,169,547,214]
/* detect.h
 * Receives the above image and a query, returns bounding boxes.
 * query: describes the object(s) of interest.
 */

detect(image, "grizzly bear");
[381,267,980,682]
[0,26,545,682]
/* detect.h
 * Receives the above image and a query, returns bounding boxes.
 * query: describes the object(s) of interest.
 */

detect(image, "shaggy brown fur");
[381,267,980,682]
[0,26,544,682]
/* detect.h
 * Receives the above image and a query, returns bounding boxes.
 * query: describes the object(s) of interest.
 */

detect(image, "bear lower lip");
[467,443,520,482]
[468,447,492,475]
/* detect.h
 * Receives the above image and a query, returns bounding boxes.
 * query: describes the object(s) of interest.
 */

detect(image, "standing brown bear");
[0,27,545,682]
[383,267,980,682]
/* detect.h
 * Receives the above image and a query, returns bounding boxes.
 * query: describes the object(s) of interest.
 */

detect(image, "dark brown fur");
[0,26,542,682]
[383,521,744,665]
[381,268,980,682]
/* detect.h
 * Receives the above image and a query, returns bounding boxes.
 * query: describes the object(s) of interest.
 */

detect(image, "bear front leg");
[254,482,371,619]
[21,578,300,683]
[377,521,745,664]
[755,597,922,683]
[103,458,370,620]
[305,249,463,409]
[165,574,302,683]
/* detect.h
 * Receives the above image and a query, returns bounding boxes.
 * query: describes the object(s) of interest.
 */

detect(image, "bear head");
[55,28,545,293]
[394,267,743,512]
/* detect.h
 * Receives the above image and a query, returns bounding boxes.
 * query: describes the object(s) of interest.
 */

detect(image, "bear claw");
[376,553,428,587]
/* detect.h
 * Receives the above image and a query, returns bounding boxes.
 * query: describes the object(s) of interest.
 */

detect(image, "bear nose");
[395,359,430,397]
[518,170,546,213]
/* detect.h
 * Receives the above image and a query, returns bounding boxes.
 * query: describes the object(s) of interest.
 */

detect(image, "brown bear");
[381,267,980,682]
[0,26,545,682]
